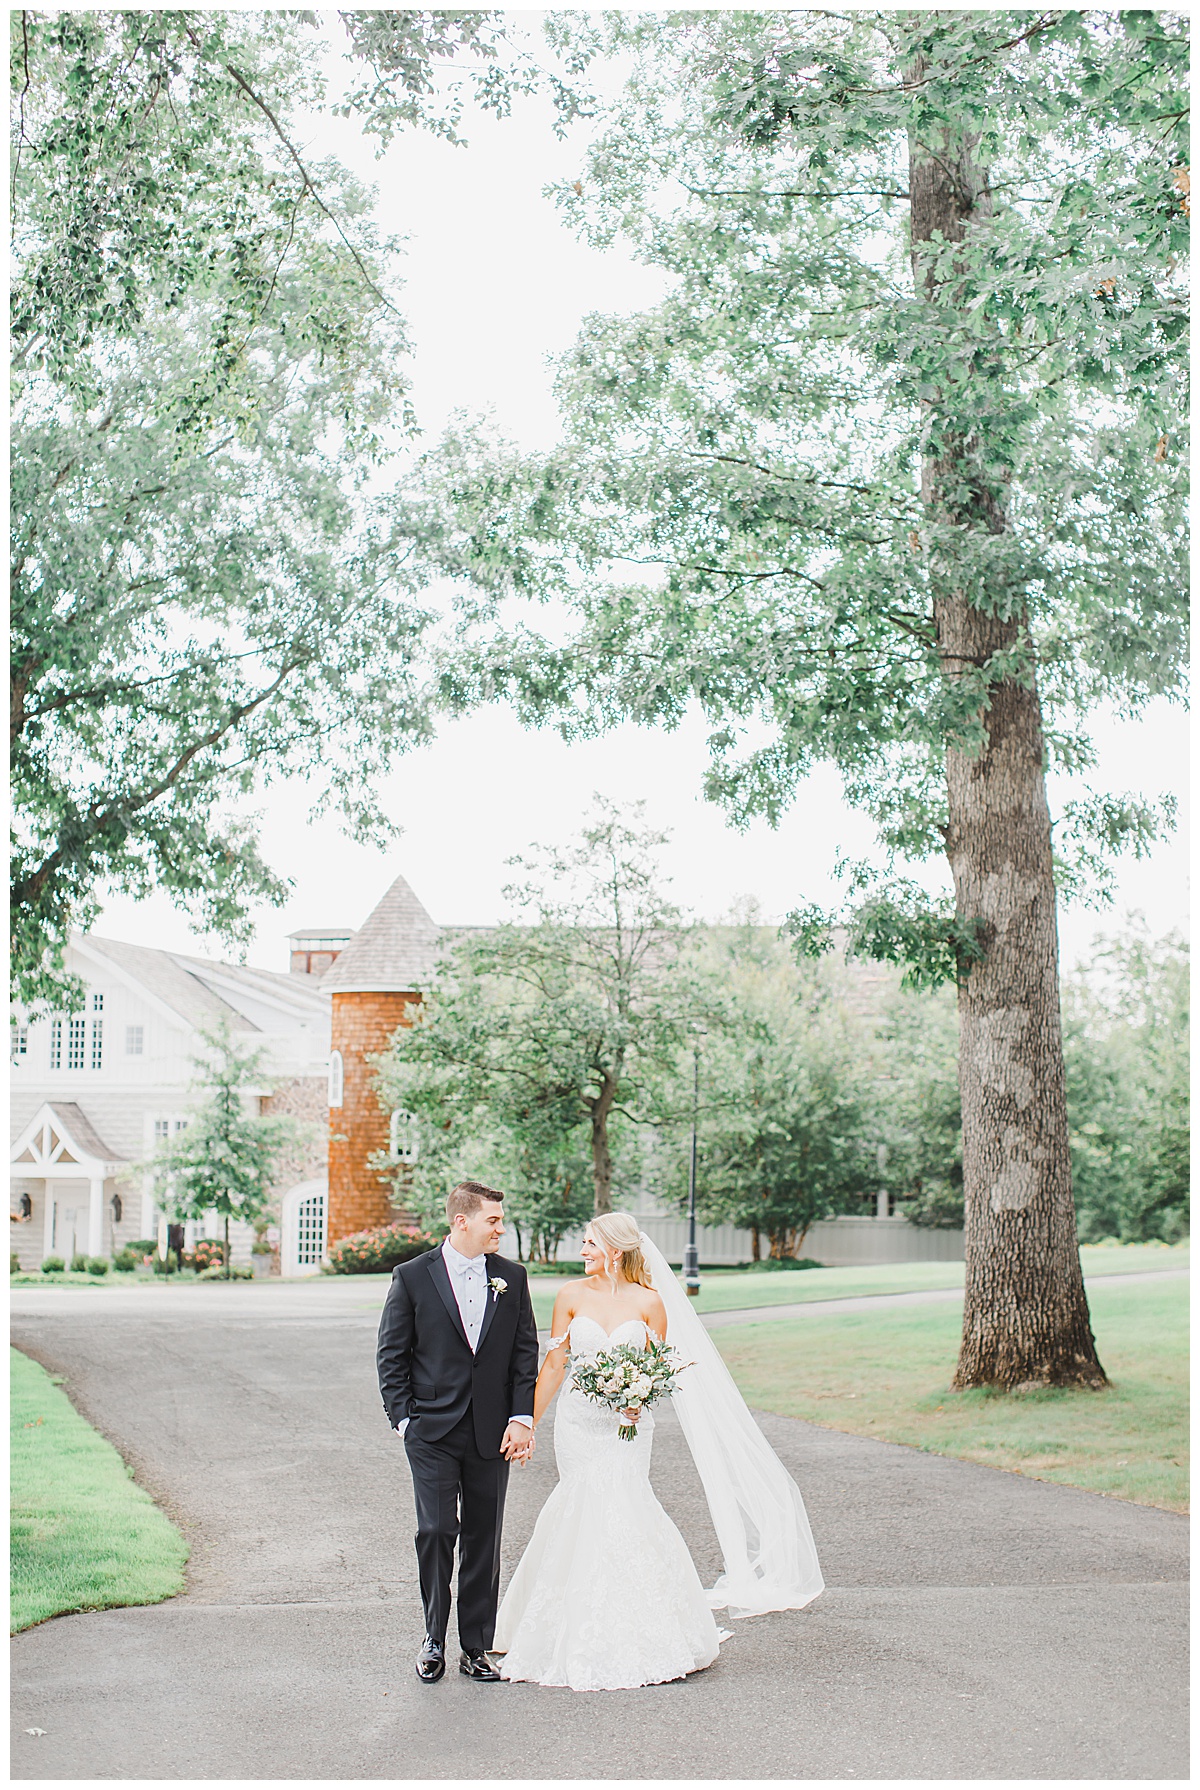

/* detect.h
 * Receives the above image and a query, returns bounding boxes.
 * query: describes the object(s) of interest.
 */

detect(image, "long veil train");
[638,1230,825,1618]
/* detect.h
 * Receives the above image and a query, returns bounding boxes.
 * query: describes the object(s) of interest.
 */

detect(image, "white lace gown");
[493,1315,723,1692]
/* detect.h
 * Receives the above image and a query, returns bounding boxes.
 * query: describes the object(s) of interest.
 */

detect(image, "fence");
[515,1212,964,1269]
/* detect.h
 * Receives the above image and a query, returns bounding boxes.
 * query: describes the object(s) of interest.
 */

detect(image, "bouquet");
[570,1336,690,1441]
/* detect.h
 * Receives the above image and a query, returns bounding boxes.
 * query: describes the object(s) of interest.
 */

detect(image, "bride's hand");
[620,1406,642,1423]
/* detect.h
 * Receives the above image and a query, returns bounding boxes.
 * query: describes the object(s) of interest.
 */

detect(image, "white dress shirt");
[394,1238,533,1436]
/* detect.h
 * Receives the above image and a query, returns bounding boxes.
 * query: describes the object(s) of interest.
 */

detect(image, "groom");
[377,1181,539,1684]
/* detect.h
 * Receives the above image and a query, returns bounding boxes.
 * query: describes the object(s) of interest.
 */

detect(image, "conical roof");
[320,872,443,994]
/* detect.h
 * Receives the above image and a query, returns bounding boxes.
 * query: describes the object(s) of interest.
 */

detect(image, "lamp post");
[684,1034,703,1296]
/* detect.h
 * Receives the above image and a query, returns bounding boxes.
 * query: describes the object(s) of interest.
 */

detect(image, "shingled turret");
[322,873,441,1242]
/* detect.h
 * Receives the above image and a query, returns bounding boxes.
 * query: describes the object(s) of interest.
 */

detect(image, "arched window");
[389,1109,419,1163]
[328,1050,344,1108]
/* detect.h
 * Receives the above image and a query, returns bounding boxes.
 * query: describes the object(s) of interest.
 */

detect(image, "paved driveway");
[10,1282,1188,1780]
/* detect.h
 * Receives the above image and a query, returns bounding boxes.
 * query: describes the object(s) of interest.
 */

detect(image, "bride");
[493,1211,824,1692]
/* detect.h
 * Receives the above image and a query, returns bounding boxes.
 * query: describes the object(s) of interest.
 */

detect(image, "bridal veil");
[638,1230,825,1619]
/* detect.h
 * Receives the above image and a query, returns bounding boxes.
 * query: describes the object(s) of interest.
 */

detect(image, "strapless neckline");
[569,1313,649,1345]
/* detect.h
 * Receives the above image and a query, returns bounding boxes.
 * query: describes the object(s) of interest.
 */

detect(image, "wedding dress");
[494,1313,723,1692]
[494,1235,824,1692]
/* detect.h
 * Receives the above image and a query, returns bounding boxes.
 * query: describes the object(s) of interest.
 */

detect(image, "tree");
[404,12,1187,1388]
[9,8,578,1006]
[876,983,964,1229]
[680,921,876,1259]
[1062,922,1189,1244]
[375,799,710,1216]
[155,1018,300,1277]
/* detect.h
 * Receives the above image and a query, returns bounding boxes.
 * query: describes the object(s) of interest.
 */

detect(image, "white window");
[389,1109,419,1163]
[10,1022,29,1064]
[295,1189,326,1268]
[67,1015,86,1070]
[328,1050,344,1108]
[126,1025,144,1055]
[49,1017,62,1069]
[90,1020,103,1069]
[92,993,104,1011]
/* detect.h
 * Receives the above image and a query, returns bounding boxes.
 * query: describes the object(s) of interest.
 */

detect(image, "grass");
[715,1275,1188,1513]
[524,1242,1187,1328]
[10,1348,189,1632]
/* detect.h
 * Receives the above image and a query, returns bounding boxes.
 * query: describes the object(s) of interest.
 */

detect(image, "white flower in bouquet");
[569,1336,691,1441]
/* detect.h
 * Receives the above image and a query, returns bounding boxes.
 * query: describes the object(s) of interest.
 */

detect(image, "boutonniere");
[489,1276,507,1301]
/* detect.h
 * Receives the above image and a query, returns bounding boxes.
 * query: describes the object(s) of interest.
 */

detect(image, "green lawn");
[525,1242,1187,1328]
[10,1348,189,1632]
[715,1276,1188,1513]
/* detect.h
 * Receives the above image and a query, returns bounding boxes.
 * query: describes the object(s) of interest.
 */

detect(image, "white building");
[10,932,330,1272]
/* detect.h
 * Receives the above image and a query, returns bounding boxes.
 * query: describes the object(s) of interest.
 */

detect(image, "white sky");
[94,15,1190,973]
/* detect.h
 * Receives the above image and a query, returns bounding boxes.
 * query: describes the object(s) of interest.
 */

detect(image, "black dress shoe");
[415,1636,445,1683]
[459,1648,502,1681]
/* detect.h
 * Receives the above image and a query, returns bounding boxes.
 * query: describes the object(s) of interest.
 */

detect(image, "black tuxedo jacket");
[376,1247,539,1457]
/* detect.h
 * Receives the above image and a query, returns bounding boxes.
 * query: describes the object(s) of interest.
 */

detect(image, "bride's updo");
[590,1210,653,1289]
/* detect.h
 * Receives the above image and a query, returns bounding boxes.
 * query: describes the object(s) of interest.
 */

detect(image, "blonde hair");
[588,1211,653,1290]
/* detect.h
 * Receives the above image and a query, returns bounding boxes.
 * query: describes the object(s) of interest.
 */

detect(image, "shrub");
[184,1239,226,1272]
[86,1257,109,1276]
[41,1256,65,1273]
[323,1223,438,1276]
[113,1250,138,1272]
[129,1239,159,1257]
[70,1253,88,1273]
[196,1262,253,1280]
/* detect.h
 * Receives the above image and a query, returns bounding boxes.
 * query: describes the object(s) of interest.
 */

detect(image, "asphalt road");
[10,1281,1189,1780]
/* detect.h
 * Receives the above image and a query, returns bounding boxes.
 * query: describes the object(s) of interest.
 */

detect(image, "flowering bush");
[323,1223,439,1276]
[185,1239,227,1272]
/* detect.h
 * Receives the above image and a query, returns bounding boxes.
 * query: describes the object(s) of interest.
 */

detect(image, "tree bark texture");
[908,81,1105,1389]
[590,1075,617,1214]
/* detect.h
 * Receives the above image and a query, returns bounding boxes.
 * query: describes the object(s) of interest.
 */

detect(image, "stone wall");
[261,1075,328,1200]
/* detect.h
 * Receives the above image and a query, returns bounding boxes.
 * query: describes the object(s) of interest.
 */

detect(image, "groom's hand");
[501,1421,534,1463]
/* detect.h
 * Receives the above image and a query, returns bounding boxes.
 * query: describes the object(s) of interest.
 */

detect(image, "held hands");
[502,1421,535,1464]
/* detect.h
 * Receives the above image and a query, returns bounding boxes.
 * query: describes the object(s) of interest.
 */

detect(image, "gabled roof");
[320,872,443,994]
[80,935,252,1032]
[11,1101,126,1171]
[170,953,329,1024]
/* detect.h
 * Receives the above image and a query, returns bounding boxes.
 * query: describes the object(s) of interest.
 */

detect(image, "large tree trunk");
[590,1075,617,1213]
[908,79,1104,1389]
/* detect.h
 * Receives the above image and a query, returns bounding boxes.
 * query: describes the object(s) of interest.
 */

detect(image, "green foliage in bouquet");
[570,1336,688,1441]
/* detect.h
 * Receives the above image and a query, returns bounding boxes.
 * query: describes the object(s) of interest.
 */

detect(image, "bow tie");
[448,1252,485,1277]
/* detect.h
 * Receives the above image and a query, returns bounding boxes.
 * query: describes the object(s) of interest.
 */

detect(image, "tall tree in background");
[408,11,1187,1387]
[9,8,578,1007]
[154,1018,301,1277]
[682,920,876,1259]
[1062,923,1189,1244]
[377,800,710,1216]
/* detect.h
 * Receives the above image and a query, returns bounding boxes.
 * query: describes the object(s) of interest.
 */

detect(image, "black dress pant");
[404,1411,510,1651]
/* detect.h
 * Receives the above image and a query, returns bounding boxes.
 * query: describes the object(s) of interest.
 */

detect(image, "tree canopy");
[9,7,581,1007]
[396,8,1188,1387]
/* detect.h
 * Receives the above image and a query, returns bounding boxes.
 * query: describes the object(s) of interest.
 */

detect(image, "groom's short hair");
[446,1181,505,1222]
